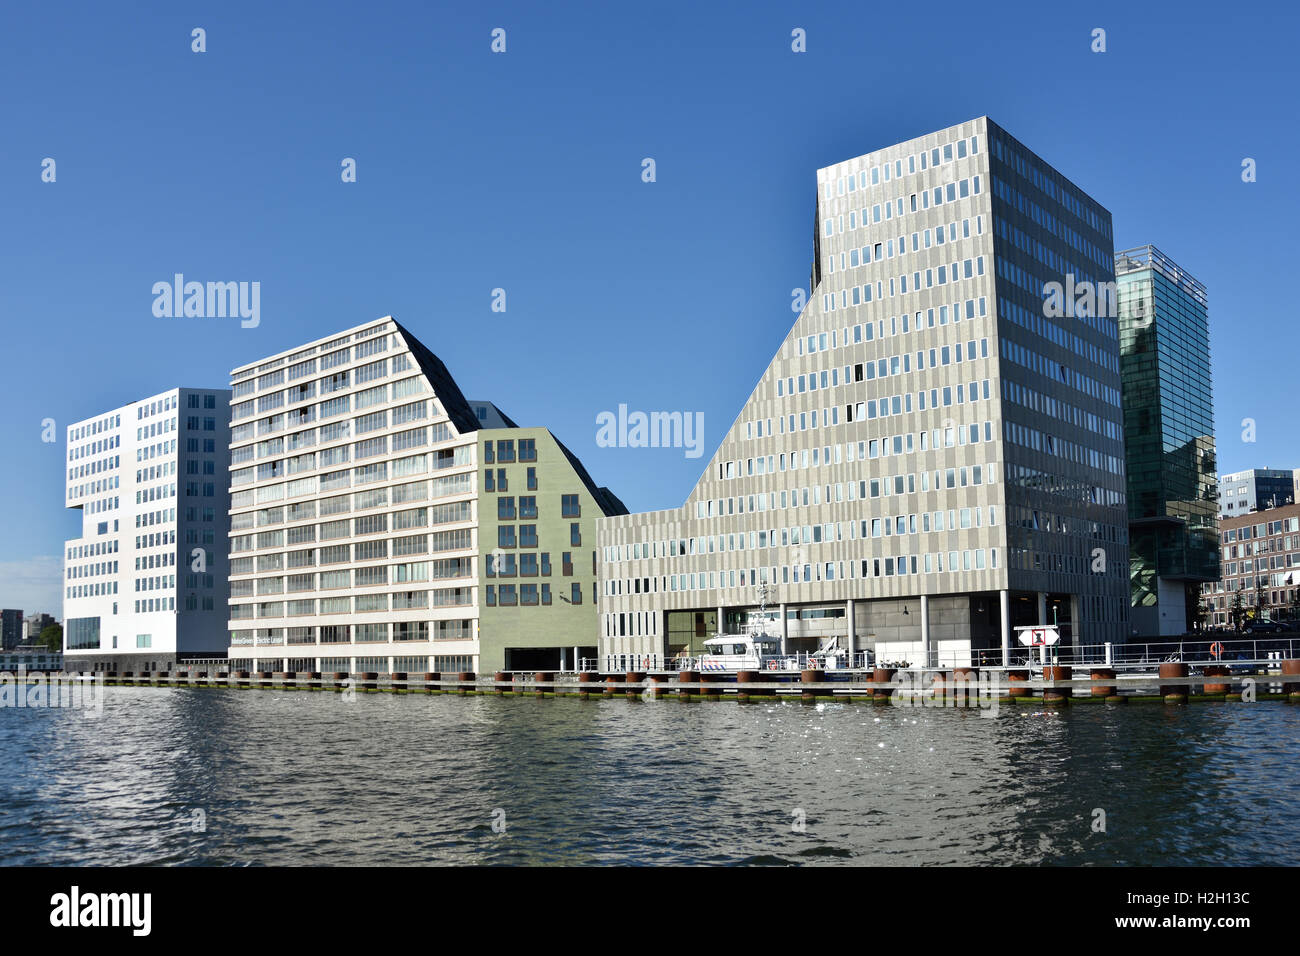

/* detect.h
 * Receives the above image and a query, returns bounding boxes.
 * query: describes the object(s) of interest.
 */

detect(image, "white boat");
[696,634,789,672]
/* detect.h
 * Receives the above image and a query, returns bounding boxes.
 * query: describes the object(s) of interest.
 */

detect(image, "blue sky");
[2,0,1297,613]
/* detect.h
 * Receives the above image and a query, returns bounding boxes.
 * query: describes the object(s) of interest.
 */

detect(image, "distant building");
[62,388,233,673]
[1217,467,1295,517]
[1,609,23,650]
[0,647,64,673]
[23,613,56,642]
[1202,502,1300,627]
[1115,245,1218,638]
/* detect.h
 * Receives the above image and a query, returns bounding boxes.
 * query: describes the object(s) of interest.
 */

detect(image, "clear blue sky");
[2,0,1297,613]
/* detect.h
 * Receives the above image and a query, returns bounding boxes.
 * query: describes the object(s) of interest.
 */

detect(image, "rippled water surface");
[2,687,1298,865]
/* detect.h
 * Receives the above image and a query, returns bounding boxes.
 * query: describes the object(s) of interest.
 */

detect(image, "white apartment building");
[226,317,625,675]
[63,388,232,671]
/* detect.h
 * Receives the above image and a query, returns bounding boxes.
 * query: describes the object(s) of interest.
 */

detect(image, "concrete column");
[716,605,725,636]
[780,603,789,656]
[999,589,1010,667]
[919,595,930,668]
[846,599,856,663]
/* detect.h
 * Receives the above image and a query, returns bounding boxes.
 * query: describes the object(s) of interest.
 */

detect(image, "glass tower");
[1115,245,1218,637]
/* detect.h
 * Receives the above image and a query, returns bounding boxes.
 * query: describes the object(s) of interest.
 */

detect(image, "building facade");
[62,388,233,671]
[226,317,624,676]
[0,610,22,651]
[1217,468,1295,517]
[597,118,1129,671]
[23,612,57,642]
[1201,502,1300,627]
[1115,245,1218,637]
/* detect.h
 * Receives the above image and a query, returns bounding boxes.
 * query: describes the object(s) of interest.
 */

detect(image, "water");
[2,687,1298,865]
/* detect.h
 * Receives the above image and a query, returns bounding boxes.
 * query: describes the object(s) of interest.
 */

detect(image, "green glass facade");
[1116,245,1218,637]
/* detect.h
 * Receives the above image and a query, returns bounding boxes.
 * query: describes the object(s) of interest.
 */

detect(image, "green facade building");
[478,425,626,671]
[1116,245,1218,637]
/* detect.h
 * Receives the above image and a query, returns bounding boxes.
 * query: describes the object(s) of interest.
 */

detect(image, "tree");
[1230,591,1245,632]
[37,624,62,653]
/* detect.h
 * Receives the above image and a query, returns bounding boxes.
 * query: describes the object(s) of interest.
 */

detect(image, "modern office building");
[1115,245,1218,637]
[62,388,232,672]
[597,118,1130,670]
[225,317,625,675]
[1201,502,1300,627]
[1217,467,1295,516]
[0,610,22,651]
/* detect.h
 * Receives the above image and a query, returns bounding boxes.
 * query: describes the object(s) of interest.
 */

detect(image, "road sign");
[1015,626,1060,647]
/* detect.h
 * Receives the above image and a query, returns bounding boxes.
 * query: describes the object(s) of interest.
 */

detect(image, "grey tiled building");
[597,118,1130,670]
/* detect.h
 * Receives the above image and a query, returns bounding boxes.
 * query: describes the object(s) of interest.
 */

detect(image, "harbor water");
[2,687,1298,865]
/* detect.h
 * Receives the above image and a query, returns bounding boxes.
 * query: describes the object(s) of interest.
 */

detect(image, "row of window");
[769,337,990,419]
[611,548,1001,600]
[823,217,985,283]
[70,414,121,444]
[485,583,586,606]
[610,494,998,570]
[232,372,428,428]
[823,134,981,201]
[718,421,993,484]
[483,439,536,463]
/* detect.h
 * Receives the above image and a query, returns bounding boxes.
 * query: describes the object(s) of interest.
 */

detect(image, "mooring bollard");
[1006,669,1030,698]
[272,671,289,689]
[493,671,509,695]
[456,671,476,694]
[422,672,441,694]
[625,671,646,700]
[871,667,896,699]
[1042,665,1072,701]
[534,671,554,698]
[1159,662,1188,702]
[647,674,669,699]
[388,672,407,692]
[1090,667,1117,697]
[577,671,599,699]
[736,669,762,702]
[236,670,251,688]
[800,668,825,702]
[330,672,349,691]
[1282,660,1300,700]
[677,670,700,699]
[257,671,274,689]
[1202,665,1231,696]
[302,671,321,690]
[604,674,625,697]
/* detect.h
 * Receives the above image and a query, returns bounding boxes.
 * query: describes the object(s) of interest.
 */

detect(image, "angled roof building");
[226,316,624,675]
[597,118,1130,670]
